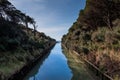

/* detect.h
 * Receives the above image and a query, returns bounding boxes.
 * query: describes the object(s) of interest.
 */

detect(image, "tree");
[33,23,37,39]
[77,7,103,30]
[0,0,22,22]
[0,0,37,29]
[87,0,119,30]
[78,3,97,30]
[25,16,37,37]
[0,0,38,37]
[77,0,120,30]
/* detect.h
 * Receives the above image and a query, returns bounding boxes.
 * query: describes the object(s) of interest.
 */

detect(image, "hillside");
[0,0,56,80]
[62,0,120,79]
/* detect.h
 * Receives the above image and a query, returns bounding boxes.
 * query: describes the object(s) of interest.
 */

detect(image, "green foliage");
[78,0,120,30]
[95,34,105,42]
[62,0,120,79]
[34,42,45,49]
[0,45,6,51]
[75,31,80,36]
[0,21,55,78]
[0,0,56,79]
[0,0,36,35]
[83,34,91,41]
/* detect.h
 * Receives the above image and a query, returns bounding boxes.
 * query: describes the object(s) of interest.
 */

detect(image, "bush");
[75,31,80,36]
[96,35,105,42]
[92,32,105,42]
[83,34,91,41]
[114,33,120,40]
[82,47,89,55]
[113,44,120,51]
[35,42,44,49]
[0,45,6,51]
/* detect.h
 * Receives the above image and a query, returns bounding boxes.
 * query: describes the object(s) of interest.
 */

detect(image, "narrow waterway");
[24,43,72,80]
[24,43,96,80]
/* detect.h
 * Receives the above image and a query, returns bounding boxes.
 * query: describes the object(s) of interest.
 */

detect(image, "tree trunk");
[103,13,113,31]
[107,17,113,31]
[33,23,36,40]
[25,20,29,33]
[25,21,28,28]
[107,13,113,31]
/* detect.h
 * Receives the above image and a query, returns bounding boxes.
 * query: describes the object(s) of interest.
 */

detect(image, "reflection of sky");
[25,43,73,80]
[10,0,86,40]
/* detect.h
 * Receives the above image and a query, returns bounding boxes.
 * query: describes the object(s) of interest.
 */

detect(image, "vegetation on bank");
[0,0,56,79]
[62,0,120,79]
[62,47,99,80]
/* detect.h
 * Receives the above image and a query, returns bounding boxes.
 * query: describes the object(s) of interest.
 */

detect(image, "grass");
[0,60,24,76]
[63,48,97,80]
[0,47,42,79]
[62,19,120,79]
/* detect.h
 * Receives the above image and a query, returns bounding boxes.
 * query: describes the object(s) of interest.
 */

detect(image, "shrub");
[35,42,44,49]
[92,32,105,42]
[83,34,91,41]
[82,47,89,55]
[0,45,6,51]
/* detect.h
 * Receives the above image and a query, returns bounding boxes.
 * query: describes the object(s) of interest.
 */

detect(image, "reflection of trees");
[33,75,38,80]
[62,46,95,80]
[24,51,51,80]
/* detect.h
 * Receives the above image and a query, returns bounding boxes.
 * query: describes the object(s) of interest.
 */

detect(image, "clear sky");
[10,0,86,41]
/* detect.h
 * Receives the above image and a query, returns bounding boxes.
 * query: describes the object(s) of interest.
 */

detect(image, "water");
[24,43,96,80]
[24,43,72,80]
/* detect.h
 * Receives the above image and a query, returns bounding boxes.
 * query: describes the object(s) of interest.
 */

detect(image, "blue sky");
[10,0,86,40]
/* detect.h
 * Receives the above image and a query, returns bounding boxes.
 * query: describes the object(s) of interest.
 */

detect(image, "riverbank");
[62,44,113,80]
[0,1,56,80]
[62,0,120,79]
[8,42,56,80]
[0,32,56,80]
[0,20,56,80]
[62,44,100,80]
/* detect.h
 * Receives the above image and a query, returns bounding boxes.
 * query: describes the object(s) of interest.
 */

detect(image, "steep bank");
[62,44,99,80]
[62,0,120,79]
[0,0,56,80]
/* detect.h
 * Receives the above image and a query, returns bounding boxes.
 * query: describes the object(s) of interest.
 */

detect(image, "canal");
[24,43,96,80]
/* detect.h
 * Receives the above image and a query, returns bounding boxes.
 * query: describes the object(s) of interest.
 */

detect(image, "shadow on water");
[24,43,72,80]
[62,46,96,80]
[24,43,96,80]
[24,49,53,80]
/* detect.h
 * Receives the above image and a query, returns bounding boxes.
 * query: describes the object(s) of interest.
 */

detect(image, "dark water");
[24,43,72,80]
[24,43,96,80]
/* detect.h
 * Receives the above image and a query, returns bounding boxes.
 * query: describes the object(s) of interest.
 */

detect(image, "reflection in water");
[62,46,96,80]
[24,43,95,80]
[24,43,72,80]
[24,51,51,80]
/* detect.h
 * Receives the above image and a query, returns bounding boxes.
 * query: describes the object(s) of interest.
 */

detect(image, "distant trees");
[77,0,120,30]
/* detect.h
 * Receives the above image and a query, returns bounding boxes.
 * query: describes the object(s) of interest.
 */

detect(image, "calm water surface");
[24,43,96,80]
[24,43,73,80]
